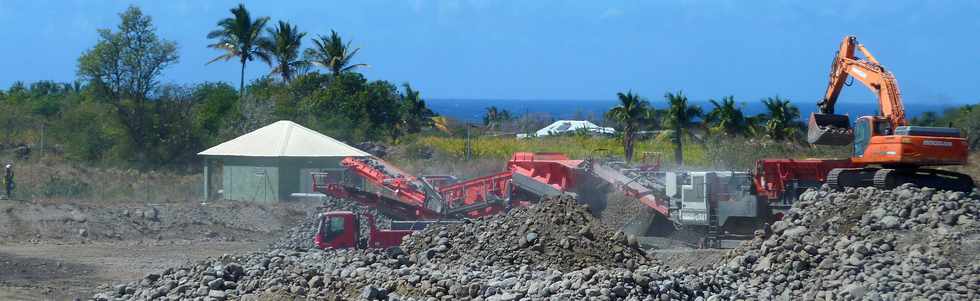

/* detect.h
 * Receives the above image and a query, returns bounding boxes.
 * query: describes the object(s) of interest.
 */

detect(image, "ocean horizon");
[427,98,972,124]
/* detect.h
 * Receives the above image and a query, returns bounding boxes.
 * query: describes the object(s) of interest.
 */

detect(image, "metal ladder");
[705,175,721,249]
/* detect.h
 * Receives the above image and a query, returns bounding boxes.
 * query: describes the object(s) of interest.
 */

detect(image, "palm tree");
[606,91,653,162]
[206,4,270,97]
[399,83,435,134]
[663,91,703,166]
[257,21,306,82]
[483,106,499,127]
[305,30,367,75]
[761,96,801,141]
[706,95,747,137]
[483,106,513,130]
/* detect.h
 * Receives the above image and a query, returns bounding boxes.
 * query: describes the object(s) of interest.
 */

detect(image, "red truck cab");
[313,211,414,249]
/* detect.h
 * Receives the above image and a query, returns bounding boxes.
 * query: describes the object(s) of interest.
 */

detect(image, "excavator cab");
[807,112,854,146]
[850,116,896,157]
[852,117,873,157]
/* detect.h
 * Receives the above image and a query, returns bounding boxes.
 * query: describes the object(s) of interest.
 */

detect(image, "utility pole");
[465,123,471,161]
[39,123,44,159]
[524,107,529,137]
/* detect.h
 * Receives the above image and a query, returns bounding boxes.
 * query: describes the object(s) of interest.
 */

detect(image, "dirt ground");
[0,198,318,300]
[0,194,734,300]
[0,240,269,300]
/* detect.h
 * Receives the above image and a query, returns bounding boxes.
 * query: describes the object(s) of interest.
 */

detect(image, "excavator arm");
[809,36,907,145]
[816,36,858,115]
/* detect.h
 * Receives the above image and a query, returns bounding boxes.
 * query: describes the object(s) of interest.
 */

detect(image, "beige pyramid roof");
[198,120,370,157]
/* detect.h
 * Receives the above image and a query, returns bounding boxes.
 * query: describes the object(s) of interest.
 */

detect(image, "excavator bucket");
[807,113,853,145]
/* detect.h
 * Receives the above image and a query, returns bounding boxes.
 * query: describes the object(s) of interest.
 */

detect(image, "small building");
[198,120,370,203]
[516,120,615,138]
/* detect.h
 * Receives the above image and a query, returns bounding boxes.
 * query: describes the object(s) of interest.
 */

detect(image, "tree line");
[603,90,980,164]
[604,91,803,163]
[1,4,976,169]
[0,4,437,167]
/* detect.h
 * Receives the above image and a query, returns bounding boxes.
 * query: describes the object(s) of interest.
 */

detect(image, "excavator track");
[873,169,896,190]
[831,167,976,192]
[897,169,974,192]
[827,168,877,190]
[827,168,844,190]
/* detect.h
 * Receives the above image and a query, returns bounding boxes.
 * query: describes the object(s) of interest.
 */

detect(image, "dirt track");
[0,198,316,300]
[0,240,267,300]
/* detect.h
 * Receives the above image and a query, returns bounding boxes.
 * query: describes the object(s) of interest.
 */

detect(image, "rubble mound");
[93,186,980,301]
[714,185,980,300]
[402,195,654,272]
[92,248,395,301]
[268,197,393,250]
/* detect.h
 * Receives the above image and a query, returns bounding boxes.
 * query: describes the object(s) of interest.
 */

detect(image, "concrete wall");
[221,157,280,203]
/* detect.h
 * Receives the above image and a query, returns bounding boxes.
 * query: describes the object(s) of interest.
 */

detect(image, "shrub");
[40,176,92,198]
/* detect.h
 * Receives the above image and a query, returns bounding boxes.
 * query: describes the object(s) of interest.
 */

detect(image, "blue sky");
[1,0,977,105]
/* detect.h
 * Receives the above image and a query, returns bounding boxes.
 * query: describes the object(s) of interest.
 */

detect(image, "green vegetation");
[398,84,436,137]
[706,95,747,137]
[305,30,368,75]
[404,135,851,171]
[0,4,441,171]
[206,4,270,96]
[1,2,978,186]
[483,106,514,130]
[605,91,653,162]
[760,96,801,141]
[258,21,307,82]
[663,91,703,166]
[77,6,180,163]
[416,135,705,166]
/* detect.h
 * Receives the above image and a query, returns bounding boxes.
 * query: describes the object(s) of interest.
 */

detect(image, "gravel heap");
[93,185,980,301]
[401,195,654,272]
[713,184,980,300]
[91,246,701,301]
[268,197,393,250]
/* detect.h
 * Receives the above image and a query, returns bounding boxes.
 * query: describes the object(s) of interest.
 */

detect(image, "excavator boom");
[808,36,907,145]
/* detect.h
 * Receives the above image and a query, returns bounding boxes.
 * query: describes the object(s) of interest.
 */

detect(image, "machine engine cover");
[894,126,961,137]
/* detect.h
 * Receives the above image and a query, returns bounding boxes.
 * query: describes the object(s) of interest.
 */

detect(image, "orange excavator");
[807,35,973,191]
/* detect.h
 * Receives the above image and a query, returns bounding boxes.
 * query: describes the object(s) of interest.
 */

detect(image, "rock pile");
[92,246,706,301]
[93,185,980,300]
[402,195,654,272]
[715,184,980,300]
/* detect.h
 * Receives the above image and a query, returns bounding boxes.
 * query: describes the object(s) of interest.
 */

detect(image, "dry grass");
[408,135,852,171]
[4,143,974,205]
[415,135,708,167]
[948,152,980,185]
[4,155,199,203]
